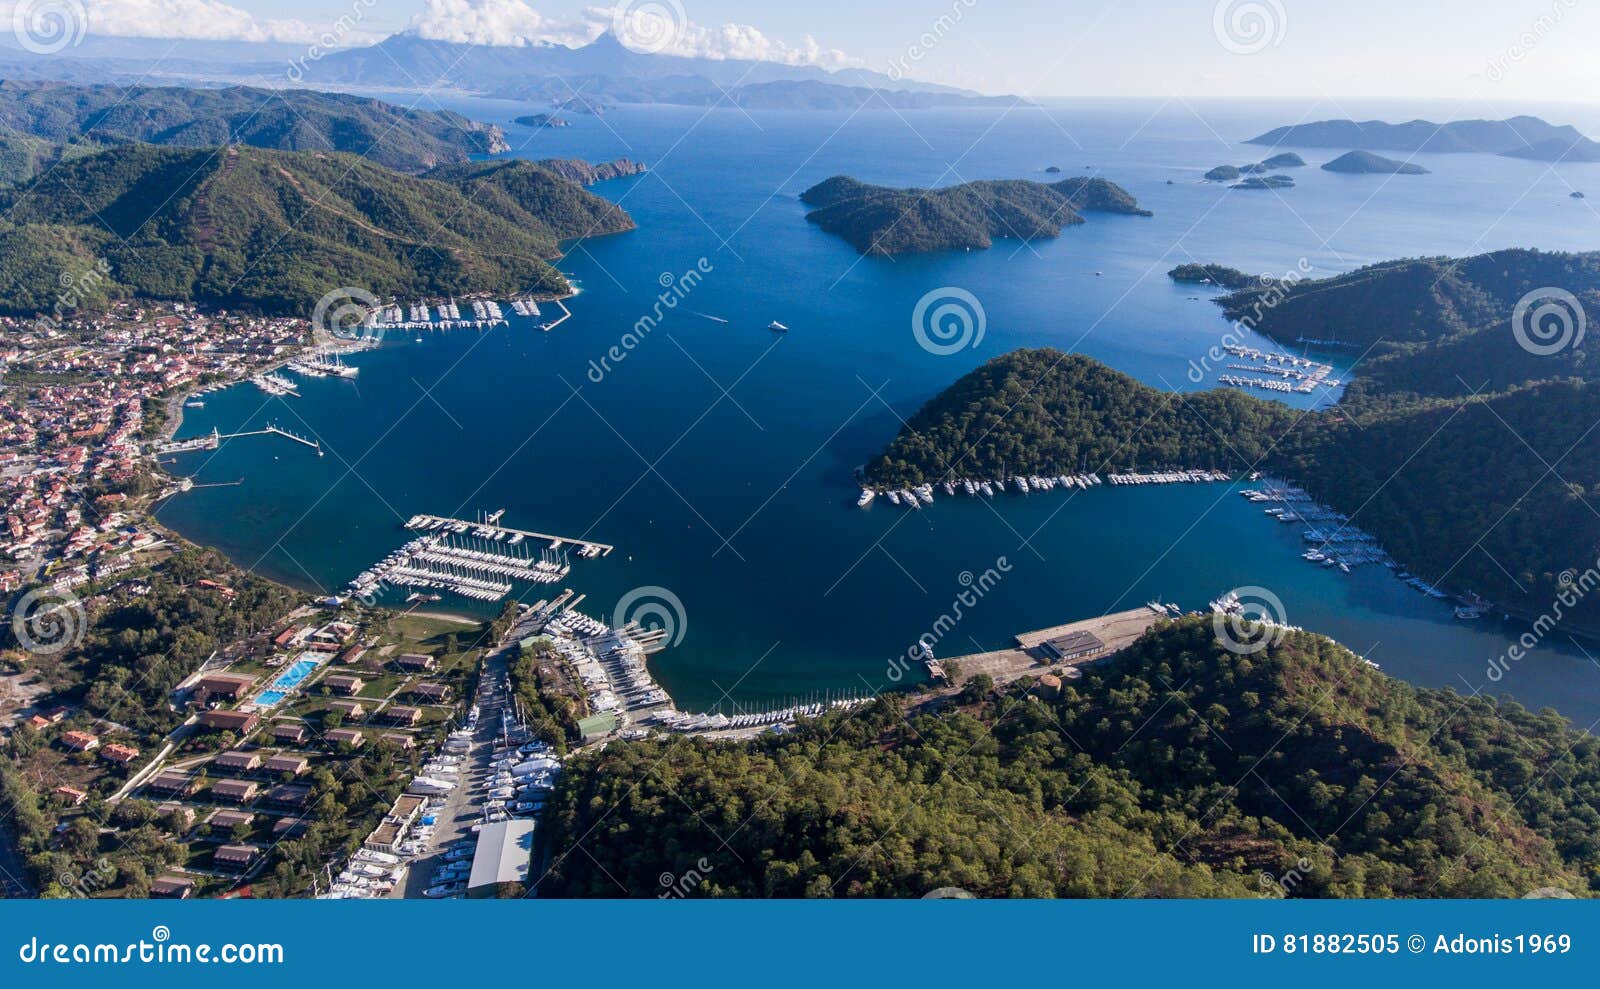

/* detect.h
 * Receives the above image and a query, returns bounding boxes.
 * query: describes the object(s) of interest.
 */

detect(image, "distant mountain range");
[1248,116,1600,162]
[301,32,1021,110]
[0,31,1021,112]
[0,82,508,174]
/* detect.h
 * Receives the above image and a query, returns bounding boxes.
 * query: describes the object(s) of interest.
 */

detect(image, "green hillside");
[0,144,635,315]
[0,81,510,173]
[537,618,1599,898]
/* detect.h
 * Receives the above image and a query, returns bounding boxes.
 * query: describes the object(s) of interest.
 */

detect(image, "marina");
[1239,479,1466,605]
[859,468,1233,509]
[1217,344,1341,394]
[348,512,611,604]
[361,296,571,334]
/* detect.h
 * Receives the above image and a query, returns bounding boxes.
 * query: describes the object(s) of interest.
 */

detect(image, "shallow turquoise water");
[157,100,1600,720]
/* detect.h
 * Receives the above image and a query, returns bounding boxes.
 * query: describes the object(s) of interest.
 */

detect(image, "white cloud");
[405,0,600,48]
[73,0,324,44]
[405,0,858,69]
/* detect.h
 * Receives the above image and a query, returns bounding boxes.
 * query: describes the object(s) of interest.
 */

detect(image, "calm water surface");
[157,100,1600,719]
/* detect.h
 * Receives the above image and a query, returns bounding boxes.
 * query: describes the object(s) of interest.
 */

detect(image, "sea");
[156,98,1600,721]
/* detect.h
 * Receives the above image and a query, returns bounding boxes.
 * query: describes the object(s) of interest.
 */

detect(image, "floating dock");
[403,513,613,558]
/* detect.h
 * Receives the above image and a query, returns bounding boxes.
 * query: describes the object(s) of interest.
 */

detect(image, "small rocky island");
[1231,174,1295,190]
[1321,150,1429,174]
[800,174,1150,256]
[1168,263,1257,289]
[515,113,570,128]
[1206,153,1305,182]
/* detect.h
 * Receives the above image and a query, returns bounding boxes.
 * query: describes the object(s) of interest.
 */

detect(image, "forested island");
[1321,151,1429,174]
[538,617,1600,897]
[1205,153,1305,181]
[1169,263,1257,288]
[799,174,1149,256]
[1247,115,1600,161]
[867,242,1600,625]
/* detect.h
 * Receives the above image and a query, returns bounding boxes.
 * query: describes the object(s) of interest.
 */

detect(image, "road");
[392,643,514,898]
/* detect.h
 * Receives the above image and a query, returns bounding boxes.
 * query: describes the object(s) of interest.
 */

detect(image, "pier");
[150,424,320,456]
[349,513,612,605]
[403,513,613,557]
[540,299,572,332]
[937,606,1168,686]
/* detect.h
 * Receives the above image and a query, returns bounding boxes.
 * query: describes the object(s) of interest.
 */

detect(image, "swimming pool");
[253,654,325,708]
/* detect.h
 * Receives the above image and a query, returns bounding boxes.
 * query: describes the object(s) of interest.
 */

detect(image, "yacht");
[857,489,875,508]
[767,320,790,332]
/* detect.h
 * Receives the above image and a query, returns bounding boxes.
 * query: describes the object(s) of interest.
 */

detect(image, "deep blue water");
[157,100,1600,720]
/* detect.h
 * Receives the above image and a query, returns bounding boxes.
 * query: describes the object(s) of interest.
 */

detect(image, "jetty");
[402,513,612,558]
[151,424,320,456]
[935,605,1169,686]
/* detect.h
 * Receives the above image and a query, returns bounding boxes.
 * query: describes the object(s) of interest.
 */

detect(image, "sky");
[11,0,1600,103]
